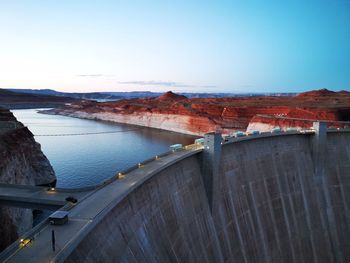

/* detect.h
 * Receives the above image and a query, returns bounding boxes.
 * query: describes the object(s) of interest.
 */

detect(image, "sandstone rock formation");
[0,108,56,252]
[42,89,350,135]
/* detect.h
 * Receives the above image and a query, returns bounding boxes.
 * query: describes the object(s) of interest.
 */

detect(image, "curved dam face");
[66,131,350,263]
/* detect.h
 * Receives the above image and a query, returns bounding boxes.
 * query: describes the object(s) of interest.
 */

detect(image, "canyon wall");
[64,131,350,262]
[42,89,350,136]
[0,109,56,251]
[246,115,313,132]
[246,115,346,133]
[50,110,217,136]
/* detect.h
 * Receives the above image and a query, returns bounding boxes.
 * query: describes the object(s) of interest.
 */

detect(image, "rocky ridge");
[0,88,77,109]
[42,89,350,135]
[0,108,56,251]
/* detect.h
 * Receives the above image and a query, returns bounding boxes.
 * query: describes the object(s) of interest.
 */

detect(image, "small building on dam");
[2,122,350,262]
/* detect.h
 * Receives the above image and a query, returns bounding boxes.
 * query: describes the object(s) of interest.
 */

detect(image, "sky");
[0,0,349,93]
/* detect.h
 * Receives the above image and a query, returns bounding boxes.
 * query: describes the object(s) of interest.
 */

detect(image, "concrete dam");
[2,123,350,262]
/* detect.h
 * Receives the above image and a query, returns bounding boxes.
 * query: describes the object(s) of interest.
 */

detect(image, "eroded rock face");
[0,108,56,252]
[42,89,350,135]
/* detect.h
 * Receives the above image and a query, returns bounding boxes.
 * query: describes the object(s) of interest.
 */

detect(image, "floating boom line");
[34,128,143,137]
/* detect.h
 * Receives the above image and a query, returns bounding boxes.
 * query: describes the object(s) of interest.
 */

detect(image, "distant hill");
[0,89,78,109]
[7,88,298,100]
[8,89,122,101]
[296,88,338,97]
[101,91,297,99]
[156,91,187,101]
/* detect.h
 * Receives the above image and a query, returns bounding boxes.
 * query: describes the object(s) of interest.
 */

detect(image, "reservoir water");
[12,109,197,189]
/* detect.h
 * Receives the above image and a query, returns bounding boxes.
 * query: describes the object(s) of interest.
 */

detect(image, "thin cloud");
[77,74,104,78]
[117,80,190,87]
[241,85,255,89]
[201,85,217,89]
[117,80,216,89]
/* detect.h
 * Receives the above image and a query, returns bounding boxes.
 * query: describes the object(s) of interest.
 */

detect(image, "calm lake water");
[12,109,197,189]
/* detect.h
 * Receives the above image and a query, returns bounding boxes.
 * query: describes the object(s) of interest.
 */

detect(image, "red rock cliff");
[42,89,350,135]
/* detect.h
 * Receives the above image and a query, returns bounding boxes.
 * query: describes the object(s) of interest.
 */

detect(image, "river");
[12,109,197,189]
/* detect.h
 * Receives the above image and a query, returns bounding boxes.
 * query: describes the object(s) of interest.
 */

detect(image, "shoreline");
[2,104,67,110]
[39,109,212,136]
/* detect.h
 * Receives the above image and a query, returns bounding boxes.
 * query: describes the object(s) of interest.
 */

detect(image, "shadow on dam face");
[65,129,350,263]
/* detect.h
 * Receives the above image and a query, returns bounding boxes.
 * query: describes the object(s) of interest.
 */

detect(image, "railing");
[221,118,350,145]
[112,143,203,182]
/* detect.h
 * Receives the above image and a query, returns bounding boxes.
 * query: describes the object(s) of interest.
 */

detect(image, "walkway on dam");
[0,184,92,210]
[0,146,203,263]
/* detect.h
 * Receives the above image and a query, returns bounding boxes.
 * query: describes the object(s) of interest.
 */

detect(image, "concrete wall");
[65,132,350,263]
[66,155,222,262]
[214,133,350,262]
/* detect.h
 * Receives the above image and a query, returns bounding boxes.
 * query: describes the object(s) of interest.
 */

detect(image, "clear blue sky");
[0,0,349,93]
